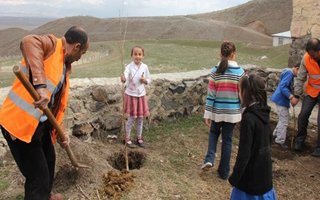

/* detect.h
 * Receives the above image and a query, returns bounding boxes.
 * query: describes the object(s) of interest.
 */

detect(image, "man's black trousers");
[1,122,55,200]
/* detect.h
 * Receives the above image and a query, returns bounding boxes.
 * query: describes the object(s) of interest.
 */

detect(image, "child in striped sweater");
[201,41,245,180]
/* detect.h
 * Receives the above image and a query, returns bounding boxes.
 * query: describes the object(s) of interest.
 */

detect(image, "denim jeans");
[296,95,320,147]
[204,121,235,178]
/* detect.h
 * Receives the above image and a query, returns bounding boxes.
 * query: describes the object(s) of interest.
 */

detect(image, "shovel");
[13,65,88,168]
[291,106,297,149]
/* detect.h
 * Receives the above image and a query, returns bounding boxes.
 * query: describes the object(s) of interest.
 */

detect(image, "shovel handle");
[13,65,88,168]
[290,107,297,149]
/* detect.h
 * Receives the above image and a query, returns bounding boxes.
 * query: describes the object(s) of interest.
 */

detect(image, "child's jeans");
[273,104,289,144]
[204,121,235,178]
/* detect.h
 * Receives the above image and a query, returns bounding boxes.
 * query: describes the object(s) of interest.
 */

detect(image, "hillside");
[0,0,292,57]
[32,15,272,43]
[191,0,292,34]
[0,28,29,56]
[0,16,55,30]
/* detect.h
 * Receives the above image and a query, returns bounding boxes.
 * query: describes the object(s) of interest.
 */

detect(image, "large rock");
[291,0,320,38]
[245,20,267,34]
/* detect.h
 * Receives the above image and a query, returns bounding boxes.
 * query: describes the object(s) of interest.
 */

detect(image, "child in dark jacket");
[229,74,277,200]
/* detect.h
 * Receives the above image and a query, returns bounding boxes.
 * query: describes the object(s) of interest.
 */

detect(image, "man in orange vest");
[293,38,320,157]
[0,26,89,200]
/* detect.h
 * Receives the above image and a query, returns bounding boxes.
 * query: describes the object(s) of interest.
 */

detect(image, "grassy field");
[0,40,290,87]
[1,39,320,200]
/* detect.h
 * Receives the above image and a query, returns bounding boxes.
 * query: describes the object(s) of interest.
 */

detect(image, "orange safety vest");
[304,53,320,98]
[0,38,70,143]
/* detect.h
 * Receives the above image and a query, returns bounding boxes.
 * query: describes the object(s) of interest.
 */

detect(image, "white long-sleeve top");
[123,61,151,97]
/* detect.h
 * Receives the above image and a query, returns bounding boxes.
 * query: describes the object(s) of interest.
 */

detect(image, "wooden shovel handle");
[13,65,88,168]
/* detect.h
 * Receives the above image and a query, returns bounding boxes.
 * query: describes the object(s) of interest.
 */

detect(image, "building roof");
[272,31,291,38]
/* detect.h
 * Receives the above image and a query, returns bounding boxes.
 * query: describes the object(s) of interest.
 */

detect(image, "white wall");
[273,36,292,46]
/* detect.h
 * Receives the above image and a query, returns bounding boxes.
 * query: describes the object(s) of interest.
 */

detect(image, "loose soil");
[0,114,319,200]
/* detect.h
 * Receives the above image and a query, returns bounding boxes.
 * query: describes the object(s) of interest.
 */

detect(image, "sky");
[0,0,251,19]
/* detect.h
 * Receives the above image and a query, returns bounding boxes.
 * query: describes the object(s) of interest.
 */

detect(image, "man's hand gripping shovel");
[13,65,89,168]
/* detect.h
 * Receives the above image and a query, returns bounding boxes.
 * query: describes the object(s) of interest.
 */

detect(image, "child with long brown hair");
[202,41,245,180]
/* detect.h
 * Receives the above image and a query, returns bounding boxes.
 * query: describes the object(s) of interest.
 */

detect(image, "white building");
[272,31,292,46]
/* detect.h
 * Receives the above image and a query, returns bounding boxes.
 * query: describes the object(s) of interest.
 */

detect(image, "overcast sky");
[0,0,251,18]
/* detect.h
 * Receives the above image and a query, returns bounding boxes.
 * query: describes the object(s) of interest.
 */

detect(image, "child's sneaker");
[125,139,136,148]
[136,137,145,148]
[218,173,228,180]
[50,193,63,200]
[201,162,213,170]
[311,147,320,157]
[275,142,288,149]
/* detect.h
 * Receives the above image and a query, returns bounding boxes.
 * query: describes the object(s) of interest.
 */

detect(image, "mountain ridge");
[0,0,292,57]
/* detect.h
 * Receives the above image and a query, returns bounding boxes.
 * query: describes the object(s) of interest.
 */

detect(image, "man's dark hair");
[305,38,320,52]
[64,26,88,49]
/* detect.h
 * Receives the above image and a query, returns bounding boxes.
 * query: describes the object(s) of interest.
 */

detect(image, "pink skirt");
[123,94,150,118]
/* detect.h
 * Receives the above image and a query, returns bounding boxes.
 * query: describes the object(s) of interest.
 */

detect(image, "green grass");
[120,113,237,199]
[146,114,205,138]
[121,114,211,200]
[0,168,9,191]
[0,55,20,88]
[15,195,24,200]
[146,114,207,170]
[0,40,290,87]
[0,181,9,193]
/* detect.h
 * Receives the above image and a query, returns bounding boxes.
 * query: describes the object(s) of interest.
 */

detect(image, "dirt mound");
[102,170,135,199]
[52,136,114,199]
[51,136,147,199]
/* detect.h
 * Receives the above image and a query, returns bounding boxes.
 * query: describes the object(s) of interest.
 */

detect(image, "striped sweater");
[204,60,245,123]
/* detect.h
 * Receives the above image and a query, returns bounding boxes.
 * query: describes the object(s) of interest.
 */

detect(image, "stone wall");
[288,0,319,68]
[291,0,320,38]
[66,68,282,142]
[288,34,311,68]
[66,77,209,141]
[0,68,285,162]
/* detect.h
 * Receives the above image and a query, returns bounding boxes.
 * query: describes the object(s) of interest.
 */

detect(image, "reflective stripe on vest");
[309,74,320,79]
[16,63,56,93]
[0,38,67,143]
[8,91,42,119]
[310,83,320,89]
[7,63,58,121]
[304,53,320,97]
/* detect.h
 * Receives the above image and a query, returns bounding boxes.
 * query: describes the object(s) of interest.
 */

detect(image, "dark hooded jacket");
[229,103,273,195]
